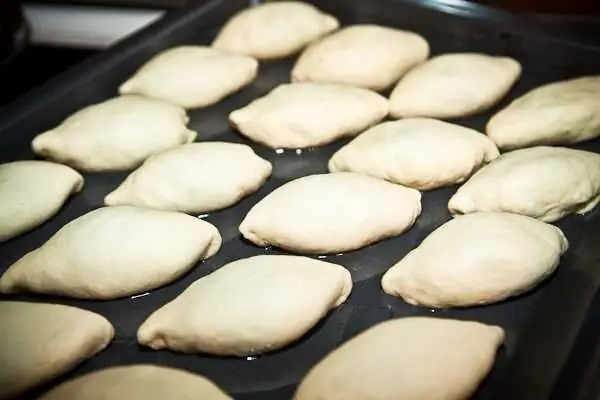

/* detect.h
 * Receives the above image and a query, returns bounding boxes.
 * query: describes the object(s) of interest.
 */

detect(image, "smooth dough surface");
[239,172,421,254]
[448,146,600,222]
[0,161,83,243]
[292,24,429,91]
[294,317,504,400]
[105,142,272,213]
[329,118,499,190]
[0,206,222,299]
[212,1,339,60]
[0,301,114,400]
[230,82,388,149]
[40,365,231,400]
[32,95,196,172]
[487,76,600,149]
[389,53,521,118]
[382,212,568,308]
[119,46,258,109]
[138,255,352,356]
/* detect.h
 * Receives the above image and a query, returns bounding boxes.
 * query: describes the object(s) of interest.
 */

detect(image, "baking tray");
[2,0,600,399]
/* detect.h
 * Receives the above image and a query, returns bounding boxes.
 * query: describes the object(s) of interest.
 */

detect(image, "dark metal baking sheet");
[1,0,600,399]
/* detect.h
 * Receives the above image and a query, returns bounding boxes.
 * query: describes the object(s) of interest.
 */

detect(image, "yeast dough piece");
[390,53,521,118]
[382,212,568,308]
[487,76,600,149]
[32,95,196,172]
[212,1,339,60]
[0,301,114,400]
[292,24,429,91]
[239,172,421,254]
[294,317,504,400]
[40,365,231,400]
[448,146,600,222]
[230,83,388,149]
[0,206,221,299]
[138,255,352,356]
[0,161,83,243]
[329,118,499,190]
[119,46,258,109]
[105,142,272,213]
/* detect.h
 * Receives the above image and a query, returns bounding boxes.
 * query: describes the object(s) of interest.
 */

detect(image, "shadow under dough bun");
[105,142,272,213]
[0,161,83,243]
[487,75,600,150]
[0,205,222,299]
[32,95,196,172]
[239,172,421,254]
[448,146,600,222]
[230,82,388,149]
[329,118,499,190]
[382,212,569,308]
[119,46,258,109]
[292,24,429,91]
[39,365,231,400]
[294,317,504,400]
[138,255,352,356]
[212,1,339,60]
[0,301,114,400]
[389,53,521,119]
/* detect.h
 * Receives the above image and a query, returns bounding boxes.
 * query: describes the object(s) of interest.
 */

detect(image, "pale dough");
[328,118,499,190]
[119,46,258,109]
[105,142,272,213]
[40,365,231,400]
[0,161,83,243]
[487,76,600,149]
[294,317,504,400]
[230,82,389,148]
[292,24,429,91]
[0,205,221,299]
[382,212,568,308]
[0,301,114,400]
[239,172,421,254]
[138,255,352,356]
[32,95,196,172]
[389,53,521,118]
[448,146,600,222]
[212,1,339,60]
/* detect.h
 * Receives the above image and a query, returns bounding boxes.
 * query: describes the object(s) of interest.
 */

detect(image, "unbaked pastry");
[119,46,258,109]
[105,142,272,213]
[138,255,352,356]
[0,205,221,299]
[32,95,196,172]
[0,161,83,243]
[329,118,499,190]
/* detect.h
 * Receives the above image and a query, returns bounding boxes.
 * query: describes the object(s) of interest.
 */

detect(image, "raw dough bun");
[239,172,421,254]
[487,76,600,150]
[389,53,521,119]
[328,118,499,190]
[292,24,429,91]
[0,301,114,400]
[119,46,258,109]
[294,317,504,400]
[40,365,231,400]
[0,161,83,243]
[32,95,196,172]
[104,142,272,213]
[212,1,339,60]
[230,83,389,149]
[448,146,600,222]
[138,255,352,356]
[0,205,221,299]
[382,212,568,308]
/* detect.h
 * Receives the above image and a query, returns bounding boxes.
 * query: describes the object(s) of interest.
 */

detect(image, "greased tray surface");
[1,1,600,399]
